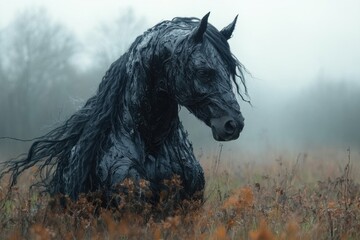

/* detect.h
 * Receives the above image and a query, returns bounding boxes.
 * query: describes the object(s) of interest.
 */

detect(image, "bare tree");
[0,8,78,154]
[89,8,146,70]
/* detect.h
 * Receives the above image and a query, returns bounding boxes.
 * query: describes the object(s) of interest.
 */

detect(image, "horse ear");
[190,12,210,43]
[220,15,238,40]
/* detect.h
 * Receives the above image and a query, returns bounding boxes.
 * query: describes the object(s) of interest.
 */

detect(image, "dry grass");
[1,147,360,240]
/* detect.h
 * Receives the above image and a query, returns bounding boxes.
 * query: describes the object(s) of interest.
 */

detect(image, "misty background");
[0,1,359,160]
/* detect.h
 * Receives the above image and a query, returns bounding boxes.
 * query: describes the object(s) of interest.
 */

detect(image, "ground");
[1,147,359,240]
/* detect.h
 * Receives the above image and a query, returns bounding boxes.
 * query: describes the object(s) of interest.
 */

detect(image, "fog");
[0,0,359,159]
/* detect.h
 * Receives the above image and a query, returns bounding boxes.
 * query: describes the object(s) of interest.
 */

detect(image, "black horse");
[0,13,247,202]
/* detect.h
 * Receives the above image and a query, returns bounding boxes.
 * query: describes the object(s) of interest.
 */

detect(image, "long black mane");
[1,53,133,195]
[1,14,248,201]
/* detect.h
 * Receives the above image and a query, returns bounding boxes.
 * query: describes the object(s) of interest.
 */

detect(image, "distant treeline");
[0,7,145,156]
[285,79,360,149]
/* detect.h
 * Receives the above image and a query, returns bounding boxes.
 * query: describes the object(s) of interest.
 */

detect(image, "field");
[1,147,360,240]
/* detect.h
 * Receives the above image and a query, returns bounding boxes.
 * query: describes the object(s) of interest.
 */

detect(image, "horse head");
[169,13,245,141]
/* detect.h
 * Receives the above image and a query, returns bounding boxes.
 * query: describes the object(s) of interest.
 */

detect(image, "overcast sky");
[2,0,360,95]
[2,0,359,89]
[1,0,360,152]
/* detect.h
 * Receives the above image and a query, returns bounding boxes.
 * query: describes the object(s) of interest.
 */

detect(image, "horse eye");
[197,68,215,80]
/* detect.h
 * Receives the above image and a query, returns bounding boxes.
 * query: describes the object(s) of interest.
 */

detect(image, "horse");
[0,13,248,203]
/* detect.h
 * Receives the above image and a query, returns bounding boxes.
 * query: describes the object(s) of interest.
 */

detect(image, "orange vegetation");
[1,148,360,239]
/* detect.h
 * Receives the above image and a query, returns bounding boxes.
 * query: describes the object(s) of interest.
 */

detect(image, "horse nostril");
[224,120,237,134]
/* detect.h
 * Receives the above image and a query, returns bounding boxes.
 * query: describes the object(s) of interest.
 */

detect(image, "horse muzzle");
[210,115,244,141]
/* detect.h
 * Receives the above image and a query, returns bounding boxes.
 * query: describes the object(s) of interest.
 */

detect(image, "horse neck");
[130,76,179,154]
[126,27,183,153]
